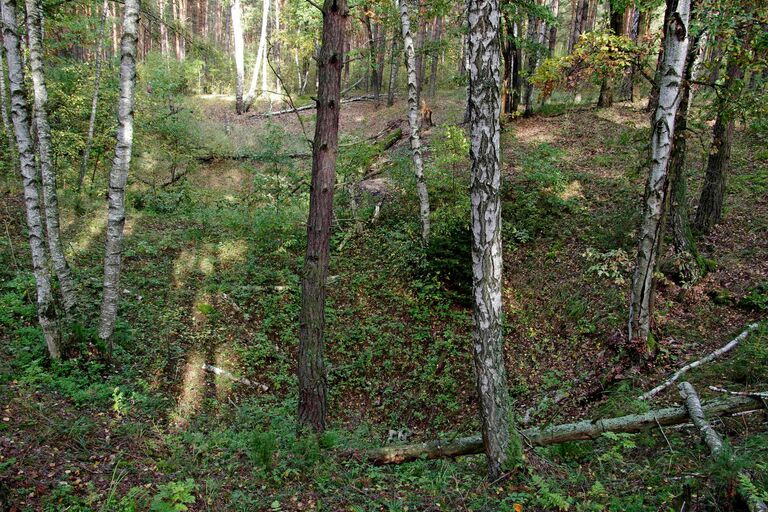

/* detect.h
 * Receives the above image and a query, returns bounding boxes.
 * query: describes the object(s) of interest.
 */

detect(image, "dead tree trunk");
[693,59,743,235]
[98,0,139,355]
[297,0,347,433]
[628,0,690,352]
[231,0,245,113]
[364,394,762,464]
[468,0,512,480]
[1,0,60,359]
[25,0,78,315]
[398,0,430,243]
[79,0,109,192]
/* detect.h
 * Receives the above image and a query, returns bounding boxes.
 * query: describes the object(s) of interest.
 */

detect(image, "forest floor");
[0,90,767,511]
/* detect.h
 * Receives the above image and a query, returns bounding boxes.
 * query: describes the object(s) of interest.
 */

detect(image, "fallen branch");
[708,386,768,399]
[638,323,759,401]
[249,95,378,118]
[362,395,764,464]
[678,382,768,512]
[202,363,269,392]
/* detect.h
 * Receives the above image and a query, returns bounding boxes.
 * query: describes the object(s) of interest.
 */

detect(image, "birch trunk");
[1,0,60,358]
[78,0,109,192]
[693,59,742,235]
[468,0,511,480]
[398,0,430,243]
[231,0,244,113]
[628,0,690,350]
[243,0,270,111]
[98,0,139,354]
[386,34,399,107]
[0,42,15,154]
[25,0,78,315]
[297,0,346,433]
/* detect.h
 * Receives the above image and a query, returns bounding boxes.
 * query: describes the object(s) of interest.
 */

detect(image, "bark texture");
[628,0,690,349]
[244,0,271,110]
[231,0,244,113]
[1,0,60,358]
[99,0,139,352]
[468,0,511,480]
[398,0,430,243]
[25,0,78,314]
[693,59,743,235]
[298,0,346,433]
[0,46,14,154]
[364,394,762,464]
[79,0,110,192]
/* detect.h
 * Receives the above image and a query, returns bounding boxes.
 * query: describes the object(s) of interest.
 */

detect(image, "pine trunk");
[231,0,245,113]
[386,34,399,107]
[297,0,347,433]
[398,0,430,243]
[628,0,690,351]
[693,59,742,235]
[468,0,512,481]
[1,0,60,359]
[79,0,110,192]
[98,0,139,354]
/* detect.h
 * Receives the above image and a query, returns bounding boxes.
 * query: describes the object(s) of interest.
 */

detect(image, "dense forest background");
[0,0,767,509]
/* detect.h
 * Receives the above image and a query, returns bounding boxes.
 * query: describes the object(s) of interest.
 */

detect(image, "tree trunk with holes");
[398,0,430,243]
[693,59,742,235]
[25,0,78,315]
[628,0,690,352]
[298,0,347,433]
[468,0,512,481]
[231,0,245,113]
[2,0,60,358]
[79,0,109,192]
[667,22,703,284]
[99,0,139,355]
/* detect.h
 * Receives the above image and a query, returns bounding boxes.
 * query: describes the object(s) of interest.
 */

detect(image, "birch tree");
[297,0,347,433]
[628,0,691,351]
[243,0,271,111]
[78,0,110,192]
[468,0,512,480]
[0,41,14,154]
[398,0,430,243]
[1,0,60,358]
[25,0,78,314]
[99,0,140,354]
[231,0,245,113]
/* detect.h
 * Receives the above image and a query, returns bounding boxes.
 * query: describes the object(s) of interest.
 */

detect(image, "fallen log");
[363,395,764,464]
[678,382,768,512]
[201,363,269,392]
[250,95,378,118]
[638,323,759,401]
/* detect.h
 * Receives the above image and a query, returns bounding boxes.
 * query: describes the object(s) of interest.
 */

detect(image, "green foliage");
[150,479,197,512]
[738,282,768,311]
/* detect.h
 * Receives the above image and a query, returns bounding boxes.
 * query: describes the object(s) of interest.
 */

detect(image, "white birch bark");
[98,0,139,353]
[25,0,78,314]
[1,0,60,358]
[0,43,15,153]
[628,0,690,348]
[243,0,270,110]
[397,0,430,243]
[468,0,510,480]
[231,0,245,113]
[78,0,109,192]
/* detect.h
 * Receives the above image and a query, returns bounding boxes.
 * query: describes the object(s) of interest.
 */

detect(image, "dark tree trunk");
[501,11,513,114]
[568,0,587,53]
[647,0,674,112]
[597,5,623,108]
[428,15,442,98]
[512,21,522,112]
[386,34,399,107]
[693,59,743,235]
[298,0,347,433]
